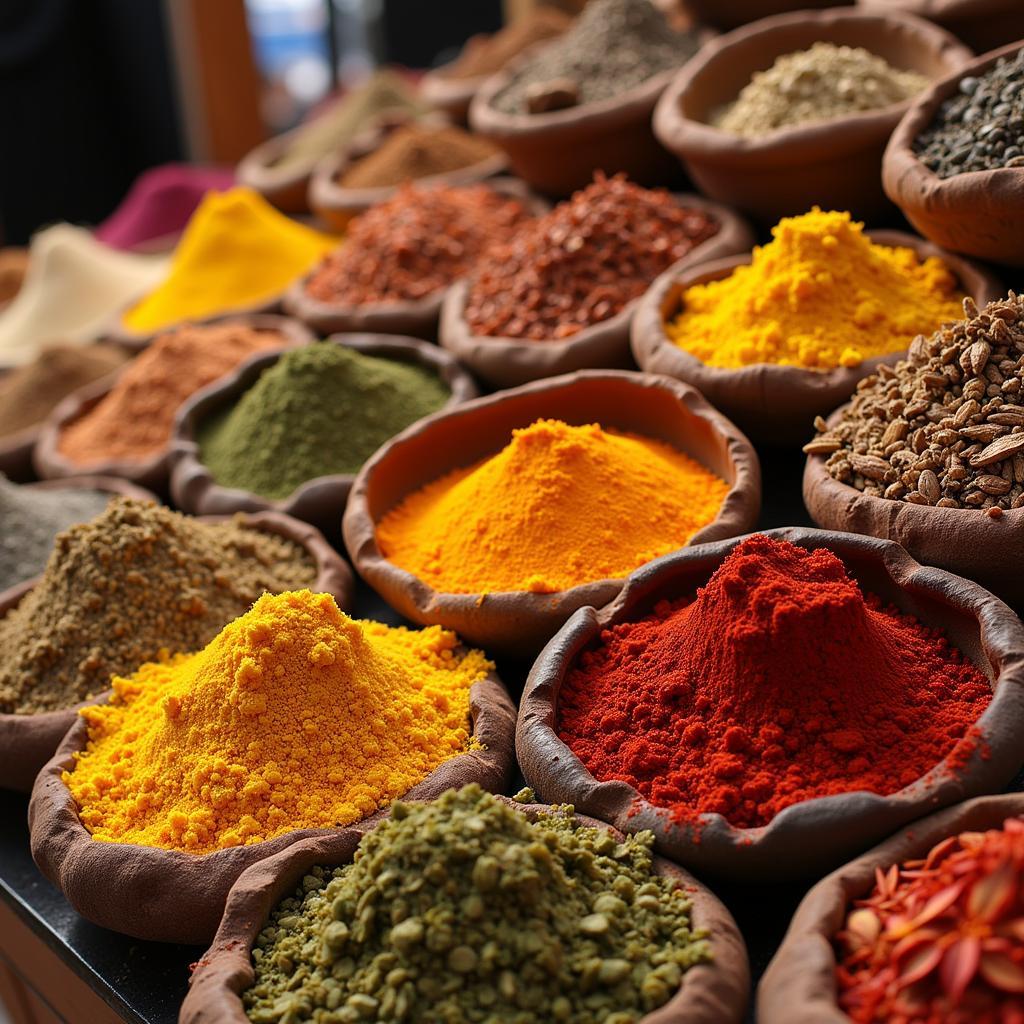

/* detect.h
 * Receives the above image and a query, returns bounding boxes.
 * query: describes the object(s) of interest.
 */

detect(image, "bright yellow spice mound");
[377,418,729,595]
[667,208,964,370]
[64,590,491,854]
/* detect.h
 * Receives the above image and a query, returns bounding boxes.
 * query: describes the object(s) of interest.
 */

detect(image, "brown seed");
[880,418,910,447]
[976,474,1012,496]
[802,438,841,456]
[960,424,1005,443]
[970,433,1024,467]
[917,470,941,504]
[988,409,1024,425]
[989,506,1004,519]
[849,454,891,481]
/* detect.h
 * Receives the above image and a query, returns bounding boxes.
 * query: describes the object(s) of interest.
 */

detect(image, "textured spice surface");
[378,418,728,595]
[243,785,710,1024]
[809,294,1024,510]
[65,591,490,852]
[0,500,316,715]
[558,536,991,830]
[304,184,531,305]
[465,175,718,341]
[198,344,451,498]
[668,209,963,369]
[441,8,571,80]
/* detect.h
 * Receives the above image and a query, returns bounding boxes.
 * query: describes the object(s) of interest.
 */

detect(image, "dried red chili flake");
[463,173,718,341]
[303,183,532,306]
[836,817,1024,1024]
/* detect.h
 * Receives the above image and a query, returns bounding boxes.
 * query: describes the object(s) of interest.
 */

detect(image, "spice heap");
[198,344,451,499]
[0,344,128,442]
[0,499,316,715]
[304,183,531,306]
[338,125,500,189]
[916,47,1024,178]
[243,785,710,1024]
[57,322,287,466]
[493,0,698,114]
[836,817,1024,1022]
[65,590,490,852]
[378,418,728,594]
[668,209,963,369]
[808,294,1024,511]
[439,8,571,80]
[715,43,928,137]
[465,175,718,341]
[558,535,991,829]
[122,189,335,333]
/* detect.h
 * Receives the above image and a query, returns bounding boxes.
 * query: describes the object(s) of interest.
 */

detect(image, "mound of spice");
[243,785,710,1024]
[916,46,1024,178]
[0,499,316,715]
[378,418,729,595]
[338,124,500,189]
[808,294,1024,511]
[303,183,531,306]
[57,322,287,466]
[493,0,698,114]
[836,817,1024,1022]
[439,8,572,80]
[198,344,451,499]
[558,535,991,829]
[0,343,128,441]
[668,208,963,369]
[465,174,718,341]
[122,188,335,334]
[65,590,490,852]
[715,43,928,137]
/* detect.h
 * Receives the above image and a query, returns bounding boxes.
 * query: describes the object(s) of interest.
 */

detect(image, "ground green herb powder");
[243,785,711,1024]
[198,343,450,499]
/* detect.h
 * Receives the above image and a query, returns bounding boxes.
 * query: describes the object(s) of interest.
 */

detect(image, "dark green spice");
[243,785,711,1024]
[198,344,450,499]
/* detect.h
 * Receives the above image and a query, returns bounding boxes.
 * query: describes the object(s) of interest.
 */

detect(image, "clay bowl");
[517,526,1024,881]
[170,334,480,536]
[883,41,1024,269]
[180,799,751,1024]
[652,9,973,225]
[0,366,41,481]
[859,0,1024,54]
[685,0,845,31]
[28,663,515,944]
[236,124,319,215]
[631,229,1002,445]
[419,64,483,126]
[758,791,1024,1022]
[342,370,761,657]
[438,194,755,389]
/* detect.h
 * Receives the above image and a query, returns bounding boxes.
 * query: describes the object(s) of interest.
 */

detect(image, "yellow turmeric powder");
[64,590,491,854]
[666,208,964,370]
[122,188,336,333]
[377,418,729,595]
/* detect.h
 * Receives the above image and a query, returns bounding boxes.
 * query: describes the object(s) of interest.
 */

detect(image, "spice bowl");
[757,792,1024,1021]
[438,194,755,389]
[342,369,761,656]
[685,0,844,32]
[235,123,319,215]
[652,9,972,224]
[882,41,1024,268]
[858,0,1024,55]
[180,799,751,1024]
[630,230,1002,444]
[170,334,480,536]
[516,526,1024,881]
[419,65,485,126]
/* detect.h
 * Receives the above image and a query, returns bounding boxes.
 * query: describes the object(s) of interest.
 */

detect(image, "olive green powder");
[243,785,711,1024]
[198,344,451,500]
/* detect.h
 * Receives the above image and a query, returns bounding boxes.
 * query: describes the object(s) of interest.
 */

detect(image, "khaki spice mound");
[243,785,710,1024]
[0,499,316,715]
[807,294,1024,510]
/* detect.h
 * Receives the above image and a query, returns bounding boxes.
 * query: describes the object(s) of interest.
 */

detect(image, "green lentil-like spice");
[198,343,450,499]
[243,785,711,1024]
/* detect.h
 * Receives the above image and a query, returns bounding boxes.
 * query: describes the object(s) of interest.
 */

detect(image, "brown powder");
[442,9,572,81]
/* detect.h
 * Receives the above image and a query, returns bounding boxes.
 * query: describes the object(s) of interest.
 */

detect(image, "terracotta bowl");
[236,124,319,215]
[170,334,480,536]
[859,0,1024,54]
[883,41,1024,269]
[438,194,755,389]
[516,527,1024,881]
[652,9,973,225]
[342,370,761,656]
[180,799,751,1024]
[0,365,41,481]
[757,791,1024,1022]
[630,229,1002,445]
[419,66,483,126]
[685,0,845,31]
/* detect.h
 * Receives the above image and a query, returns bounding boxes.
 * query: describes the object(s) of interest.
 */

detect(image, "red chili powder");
[557,535,993,829]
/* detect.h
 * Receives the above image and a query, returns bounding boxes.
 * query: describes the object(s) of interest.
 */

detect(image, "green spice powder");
[198,343,450,499]
[243,785,711,1024]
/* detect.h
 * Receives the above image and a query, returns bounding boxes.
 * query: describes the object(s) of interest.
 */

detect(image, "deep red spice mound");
[557,536,993,829]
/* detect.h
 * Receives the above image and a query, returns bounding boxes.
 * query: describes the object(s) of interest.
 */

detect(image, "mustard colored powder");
[64,590,491,854]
